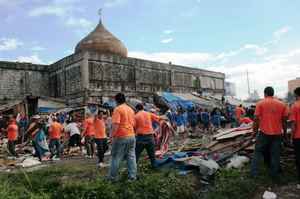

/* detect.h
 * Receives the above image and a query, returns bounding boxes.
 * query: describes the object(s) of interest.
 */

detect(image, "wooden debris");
[216,129,253,140]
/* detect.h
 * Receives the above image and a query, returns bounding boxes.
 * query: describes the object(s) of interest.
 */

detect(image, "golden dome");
[75,20,128,57]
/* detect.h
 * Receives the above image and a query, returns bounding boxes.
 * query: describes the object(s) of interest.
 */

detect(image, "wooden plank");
[216,129,253,140]
[213,128,237,139]
[213,126,253,139]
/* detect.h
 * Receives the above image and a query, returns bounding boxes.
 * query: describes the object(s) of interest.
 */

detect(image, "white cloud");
[129,51,214,66]
[273,26,291,40]
[16,55,44,64]
[104,0,127,8]
[31,46,46,51]
[163,30,174,34]
[29,5,67,17]
[28,0,93,35]
[28,0,82,17]
[243,44,268,56]
[161,38,174,44]
[208,48,300,99]
[0,38,23,51]
[66,17,93,29]
[129,46,300,99]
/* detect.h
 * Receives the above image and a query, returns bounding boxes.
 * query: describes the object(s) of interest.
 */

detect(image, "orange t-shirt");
[112,104,135,138]
[7,123,18,141]
[235,107,245,120]
[135,111,160,135]
[49,122,63,139]
[289,100,300,139]
[83,117,95,137]
[254,97,288,135]
[94,118,107,139]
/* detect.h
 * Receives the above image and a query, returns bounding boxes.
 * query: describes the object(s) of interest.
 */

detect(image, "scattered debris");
[262,191,277,199]
[186,157,219,176]
[17,157,41,168]
[226,155,250,169]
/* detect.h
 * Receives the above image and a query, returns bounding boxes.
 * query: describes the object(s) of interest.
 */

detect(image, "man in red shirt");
[134,103,160,168]
[82,113,96,158]
[290,87,300,187]
[48,117,63,160]
[251,87,288,180]
[94,110,108,167]
[7,117,18,157]
[108,93,137,181]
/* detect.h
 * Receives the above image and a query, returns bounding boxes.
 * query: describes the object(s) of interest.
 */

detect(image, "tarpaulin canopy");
[174,93,219,109]
[38,107,59,113]
[160,92,195,111]
[37,98,66,113]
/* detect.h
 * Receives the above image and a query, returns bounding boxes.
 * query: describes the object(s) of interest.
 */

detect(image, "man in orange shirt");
[251,87,288,180]
[108,93,137,181]
[48,117,63,160]
[7,117,19,157]
[94,110,108,167]
[235,104,245,126]
[135,103,160,168]
[290,87,300,187]
[82,113,96,158]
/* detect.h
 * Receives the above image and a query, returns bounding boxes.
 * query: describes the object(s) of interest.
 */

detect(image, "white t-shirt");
[65,122,80,137]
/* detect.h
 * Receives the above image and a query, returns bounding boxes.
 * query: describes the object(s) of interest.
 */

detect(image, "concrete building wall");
[0,61,49,101]
[49,53,84,105]
[0,52,225,105]
[288,78,300,93]
[85,52,225,103]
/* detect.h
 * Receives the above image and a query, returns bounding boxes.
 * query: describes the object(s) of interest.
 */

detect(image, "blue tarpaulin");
[161,92,195,111]
[103,100,116,109]
[38,107,58,113]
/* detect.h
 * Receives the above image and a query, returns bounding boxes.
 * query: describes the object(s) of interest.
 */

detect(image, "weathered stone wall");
[49,53,84,105]
[0,52,225,105]
[0,61,49,100]
[86,52,225,102]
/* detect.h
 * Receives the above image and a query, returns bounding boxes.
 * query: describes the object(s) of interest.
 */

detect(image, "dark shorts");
[69,134,81,147]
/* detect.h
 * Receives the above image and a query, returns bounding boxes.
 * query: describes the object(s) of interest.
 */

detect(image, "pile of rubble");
[154,125,257,182]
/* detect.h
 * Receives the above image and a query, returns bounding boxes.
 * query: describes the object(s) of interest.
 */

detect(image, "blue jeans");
[250,132,281,178]
[108,136,137,181]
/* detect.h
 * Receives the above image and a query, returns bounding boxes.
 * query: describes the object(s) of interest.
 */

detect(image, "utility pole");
[246,69,251,98]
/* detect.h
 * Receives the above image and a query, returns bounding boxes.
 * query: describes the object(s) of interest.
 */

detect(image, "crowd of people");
[1,86,300,185]
[165,102,255,137]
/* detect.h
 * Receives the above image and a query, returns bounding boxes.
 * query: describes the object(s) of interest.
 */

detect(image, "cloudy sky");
[0,0,299,99]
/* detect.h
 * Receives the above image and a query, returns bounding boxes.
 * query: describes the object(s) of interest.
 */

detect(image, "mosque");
[0,15,225,108]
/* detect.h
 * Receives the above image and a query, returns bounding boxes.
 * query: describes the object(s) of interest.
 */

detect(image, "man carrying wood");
[250,87,288,182]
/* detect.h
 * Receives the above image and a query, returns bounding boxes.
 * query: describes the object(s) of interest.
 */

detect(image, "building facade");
[288,78,300,94]
[0,18,225,106]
